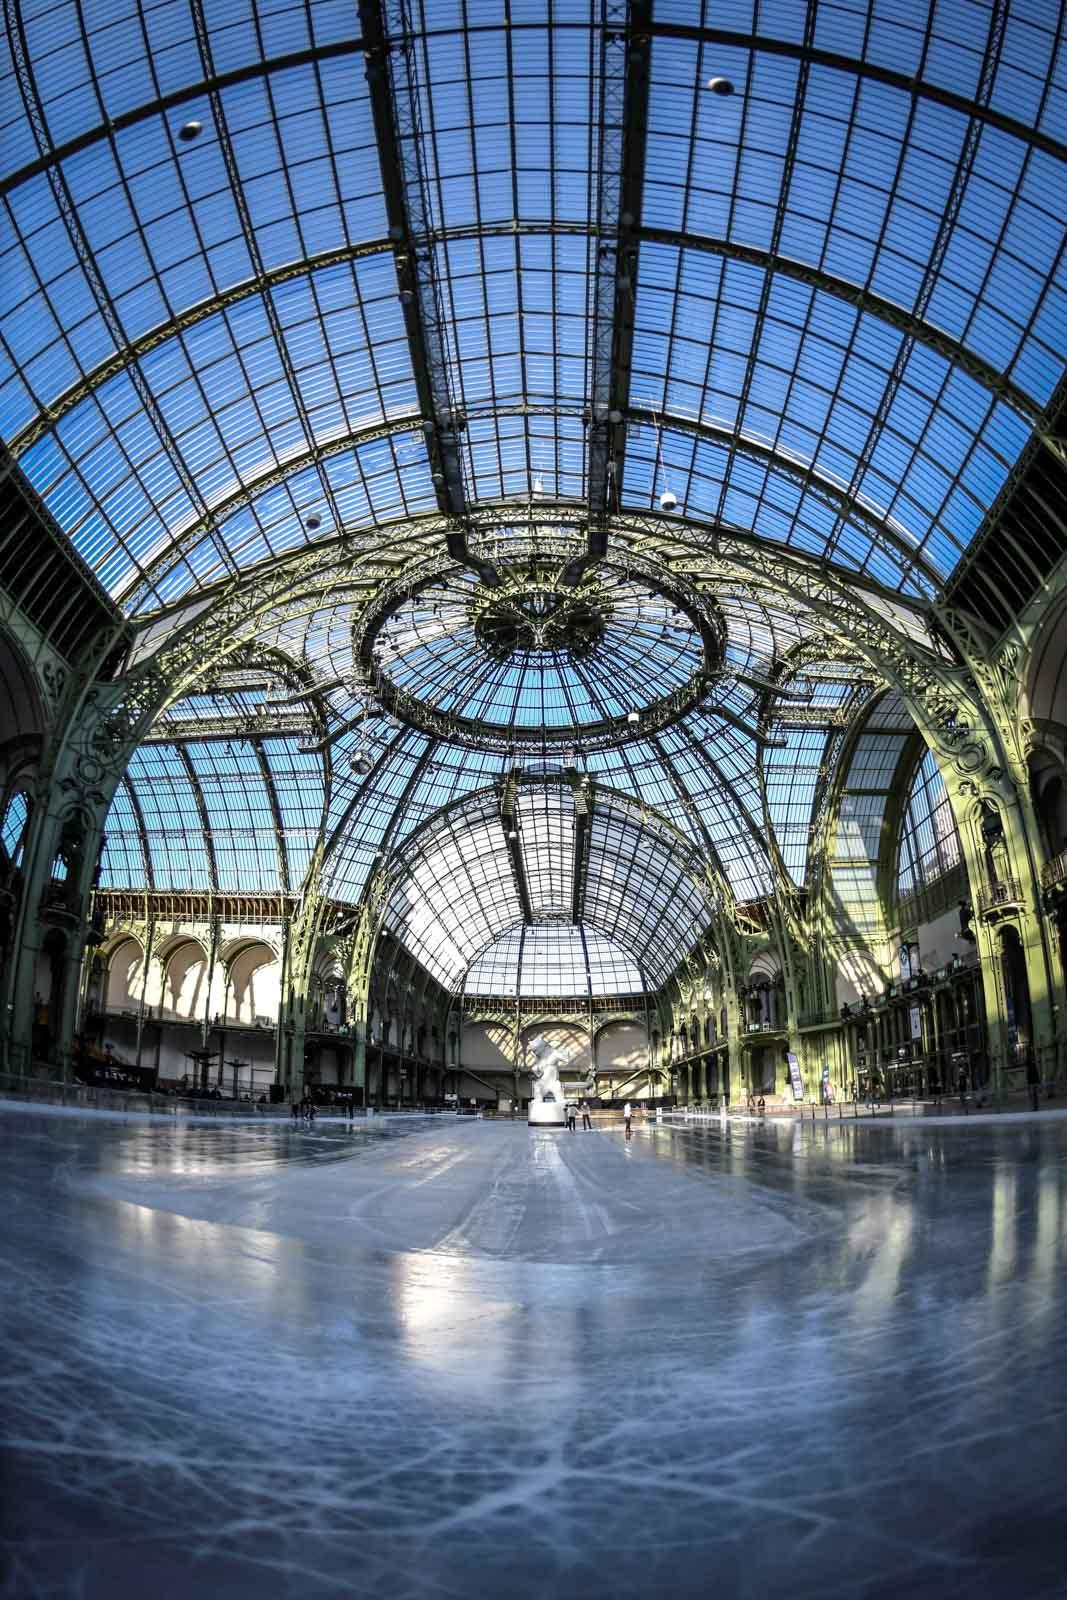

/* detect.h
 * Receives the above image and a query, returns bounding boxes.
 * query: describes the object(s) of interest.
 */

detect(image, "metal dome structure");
[0,0,1065,1107]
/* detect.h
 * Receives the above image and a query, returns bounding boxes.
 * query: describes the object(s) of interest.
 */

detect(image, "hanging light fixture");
[652,406,678,511]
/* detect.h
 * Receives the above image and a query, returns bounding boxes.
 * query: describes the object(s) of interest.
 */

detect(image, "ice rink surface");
[3,1104,1067,1599]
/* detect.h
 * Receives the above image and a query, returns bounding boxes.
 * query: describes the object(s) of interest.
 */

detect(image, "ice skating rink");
[3,1103,1067,1599]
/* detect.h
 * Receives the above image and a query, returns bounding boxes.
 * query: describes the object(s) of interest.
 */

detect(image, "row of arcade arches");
[102,936,282,1027]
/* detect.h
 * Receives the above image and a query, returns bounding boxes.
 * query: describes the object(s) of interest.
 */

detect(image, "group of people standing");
[563,1101,635,1137]
[564,1101,595,1132]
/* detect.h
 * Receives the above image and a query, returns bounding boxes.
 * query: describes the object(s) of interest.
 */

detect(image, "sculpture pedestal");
[528,1099,567,1127]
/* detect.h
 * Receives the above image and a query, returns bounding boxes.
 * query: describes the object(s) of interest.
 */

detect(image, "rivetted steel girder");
[499,775,534,924]
[10,225,1045,463]
[649,733,760,929]
[3,21,1063,203]
[579,0,652,578]
[359,0,497,585]
[117,774,156,893]
[252,741,292,895]
[176,743,219,893]
[130,500,937,681]
[570,771,592,924]
[187,0,347,547]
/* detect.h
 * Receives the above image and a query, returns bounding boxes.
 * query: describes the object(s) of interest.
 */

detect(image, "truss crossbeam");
[571,0,651,583]
[361,0,497,585]
[500,777,535,923]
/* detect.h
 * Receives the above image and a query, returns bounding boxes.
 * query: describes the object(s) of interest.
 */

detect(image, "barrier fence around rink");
[656,1088,1057,1124]
[0,1070,460,1121]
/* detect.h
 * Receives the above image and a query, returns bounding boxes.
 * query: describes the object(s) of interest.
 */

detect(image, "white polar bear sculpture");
[526,1034,595,1128]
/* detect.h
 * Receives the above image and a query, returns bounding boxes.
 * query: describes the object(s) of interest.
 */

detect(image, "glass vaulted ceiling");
[377,779,715,989]
[0,0,1062,606]
[12,0,1067,998]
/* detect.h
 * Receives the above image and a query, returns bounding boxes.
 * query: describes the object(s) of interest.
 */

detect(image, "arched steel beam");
[119,774,155,893]
[118,407,941,620]
[175,744,218,893]
[363,776,712,988]
[3,0,240,586]
[186,0,346,546]
[3,20,1063,204]
[648,734,757,914]
[118,416,426,613]
[582,1,652,573]
[655,21,1067,165]
[664,716,777,871]
[252,742,290,895]
[499,777,534,924]
[10,224,1043,460]
[129,501,936,706]
[625,408,942,594]
[0,37,368,198]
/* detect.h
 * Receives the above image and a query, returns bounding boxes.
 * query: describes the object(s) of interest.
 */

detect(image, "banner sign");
[787,1052,804,1102]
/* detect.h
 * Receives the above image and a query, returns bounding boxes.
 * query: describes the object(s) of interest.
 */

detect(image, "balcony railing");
[798,1009,840,1028]
[976,878,1024,917]
[1041,848,1067,890]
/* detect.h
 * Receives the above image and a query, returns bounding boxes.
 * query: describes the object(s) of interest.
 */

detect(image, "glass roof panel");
[464,921,645,998]
[114,742,214,889]
[375,777,714,990]
[406,14,596,232]
[629,242,1031,582]
[643,18,1065,406]
[0,1,1061,605]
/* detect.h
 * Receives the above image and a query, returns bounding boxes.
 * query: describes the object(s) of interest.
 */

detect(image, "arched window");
[1,790,29,868]
[897,751,962,899]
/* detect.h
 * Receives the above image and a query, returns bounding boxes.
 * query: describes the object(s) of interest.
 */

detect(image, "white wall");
[916,906,962,972]
[106,939,144,1011]
[228,944,281,1024]
[595,1021,647,1078]
[461,1022,513,1069]
[162,942,208,1021]
[834,947,888,1008]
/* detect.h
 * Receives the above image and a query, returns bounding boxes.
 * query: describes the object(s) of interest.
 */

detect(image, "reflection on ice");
[3,1105,1067,1599]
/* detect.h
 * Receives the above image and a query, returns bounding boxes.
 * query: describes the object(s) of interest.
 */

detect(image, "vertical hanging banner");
[787,1051,804,1102]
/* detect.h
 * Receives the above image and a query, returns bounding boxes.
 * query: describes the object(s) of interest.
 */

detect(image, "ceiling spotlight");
[178,119,203,141]
[507,829,519,840]
[305,513,321,531]
[350,751,373,775]
[706,76,735,96]
[626,710,640,725]
[659,489,678,512]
